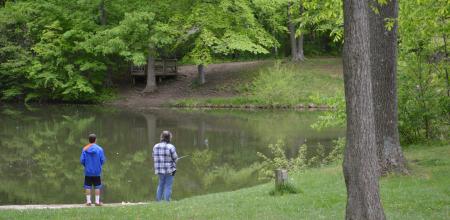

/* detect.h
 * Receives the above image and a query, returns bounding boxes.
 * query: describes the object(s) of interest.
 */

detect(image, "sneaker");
[95,202,103,206]
[85,203,92,206]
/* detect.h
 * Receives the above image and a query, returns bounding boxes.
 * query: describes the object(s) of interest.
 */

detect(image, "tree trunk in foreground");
[369,0,407,175]
[287,2,299,61]
[342,0,385,219]
[198,64,206,84]
[143,48,157,93]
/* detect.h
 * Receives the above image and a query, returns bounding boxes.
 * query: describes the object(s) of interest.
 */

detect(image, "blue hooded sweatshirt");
[80,143,106,176]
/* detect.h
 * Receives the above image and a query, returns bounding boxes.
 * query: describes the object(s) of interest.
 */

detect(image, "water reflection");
[0,105,344,205]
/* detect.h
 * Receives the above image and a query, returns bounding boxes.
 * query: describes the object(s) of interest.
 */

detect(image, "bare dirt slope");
[110,61,267,108]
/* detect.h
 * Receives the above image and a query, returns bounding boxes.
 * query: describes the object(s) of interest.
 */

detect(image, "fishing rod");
[177,155,190,161]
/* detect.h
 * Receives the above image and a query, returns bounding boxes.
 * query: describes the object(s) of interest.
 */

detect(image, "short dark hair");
[88,134,96,143]
[160,131,172,143]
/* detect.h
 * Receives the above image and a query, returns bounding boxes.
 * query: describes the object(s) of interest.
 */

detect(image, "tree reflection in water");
[0,106,343,205]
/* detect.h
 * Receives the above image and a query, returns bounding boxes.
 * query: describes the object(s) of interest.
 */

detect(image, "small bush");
[310,93,346,130]
[257,139,345,180]
[397,56,449,144]
[269,182,301,196]
[251,62,302,105]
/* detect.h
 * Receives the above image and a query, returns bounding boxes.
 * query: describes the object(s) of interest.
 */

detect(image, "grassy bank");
[171,58,344,108]
[1,143,448,220]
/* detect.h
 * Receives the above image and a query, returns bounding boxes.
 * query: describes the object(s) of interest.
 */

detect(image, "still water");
[0,105,344,205]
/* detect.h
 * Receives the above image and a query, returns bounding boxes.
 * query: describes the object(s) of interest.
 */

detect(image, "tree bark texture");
[104,64,113,87]
[287,2,300,61]
[342,0,386,219]
[443,34,449,97]
[198,64,206,84]
[368,0,407,175]
[296,33,305,61]
[296,3,305,61]
[143,48,157,93]
[273,32,279,57]
[99,0,114,88]
[99,0,107,26]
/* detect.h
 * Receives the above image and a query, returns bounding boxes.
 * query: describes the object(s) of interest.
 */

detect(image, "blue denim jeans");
[156,173,174,201]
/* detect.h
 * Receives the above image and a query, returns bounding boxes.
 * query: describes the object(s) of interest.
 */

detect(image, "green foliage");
[397,0,449,143]
[251,62,299,105]
[257,138,345,180]
[257,140,304,178]
[0,0,181,102]
[191,149,214,173]
[182,0,278,66]
[325,137,346,162]
[307,0,449,145]
[300,0,344,42]
[202,163,262,189]
[0,1,113,102]
[397,58,449,143]
[0,144,448,219]
[310,93,346,130]
[250,60,343,105]
[172,58,344,108]
[0,0,284,102]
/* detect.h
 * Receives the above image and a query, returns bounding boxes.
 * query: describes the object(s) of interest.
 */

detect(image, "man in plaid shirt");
[152,130,178,201]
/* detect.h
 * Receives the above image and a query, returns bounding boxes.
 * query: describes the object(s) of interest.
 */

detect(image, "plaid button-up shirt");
[152,142,178,175]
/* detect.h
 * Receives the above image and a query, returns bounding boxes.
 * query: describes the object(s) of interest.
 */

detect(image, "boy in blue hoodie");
[80,134,106,206]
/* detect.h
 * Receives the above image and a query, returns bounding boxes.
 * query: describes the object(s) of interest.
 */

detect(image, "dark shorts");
[84,176,102,189]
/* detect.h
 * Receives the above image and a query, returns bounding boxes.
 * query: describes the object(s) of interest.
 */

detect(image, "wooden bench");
[130,59,178,85]
[155,59,178,76]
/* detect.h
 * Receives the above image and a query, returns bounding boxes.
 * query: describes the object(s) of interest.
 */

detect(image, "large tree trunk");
[198,64,206,84]
[99,0,107,25]
[99,0,113,88]
[342,0,386,219]
[296,34,305,61]
[143,48,157,93]
[287,2,299,61]
[273,32,278,57]
[443,34,449,97]
[369,0,407,175]
[104,64,113,87]
[295,3,305,61]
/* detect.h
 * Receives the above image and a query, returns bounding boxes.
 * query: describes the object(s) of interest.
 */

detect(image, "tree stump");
[275,169,288,187]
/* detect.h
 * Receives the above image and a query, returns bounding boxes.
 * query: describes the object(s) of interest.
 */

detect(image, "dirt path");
[110,61,268,108]
[0,202,149,210]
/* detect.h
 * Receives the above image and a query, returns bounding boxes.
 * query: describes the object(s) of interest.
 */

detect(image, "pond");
[0,105,344,205]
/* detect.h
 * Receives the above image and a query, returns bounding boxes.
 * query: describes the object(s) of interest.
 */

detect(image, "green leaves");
[181,0,277,65]
[397,0,449,143]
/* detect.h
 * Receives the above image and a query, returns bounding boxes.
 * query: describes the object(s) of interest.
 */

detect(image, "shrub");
[251,62,301,105]
[257,139,345,180]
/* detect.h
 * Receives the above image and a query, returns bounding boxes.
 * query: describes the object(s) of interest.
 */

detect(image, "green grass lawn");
[171,58,344,108]
[1,143,448,220]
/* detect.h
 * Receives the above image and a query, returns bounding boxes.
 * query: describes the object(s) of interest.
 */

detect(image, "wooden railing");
[130,59,178,77]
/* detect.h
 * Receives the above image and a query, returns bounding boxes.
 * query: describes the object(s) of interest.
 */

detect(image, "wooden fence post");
[275,169,288,187]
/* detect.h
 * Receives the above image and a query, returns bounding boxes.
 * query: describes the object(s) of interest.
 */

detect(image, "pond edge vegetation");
[0,143,448,219]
